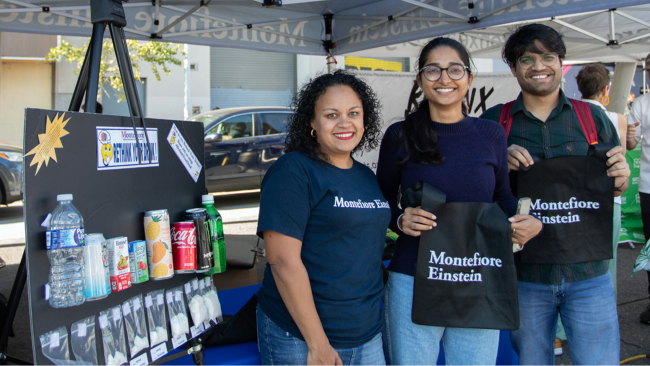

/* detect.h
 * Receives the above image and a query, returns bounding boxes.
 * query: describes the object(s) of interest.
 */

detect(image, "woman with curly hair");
[376,37,542,364]
[255,70,388,365]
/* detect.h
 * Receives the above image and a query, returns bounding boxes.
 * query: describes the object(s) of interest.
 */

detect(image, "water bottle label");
[46,228,85,250]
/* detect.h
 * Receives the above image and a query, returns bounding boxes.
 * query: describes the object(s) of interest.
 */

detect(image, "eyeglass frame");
[516,52,560,70]
[418,64,470,82]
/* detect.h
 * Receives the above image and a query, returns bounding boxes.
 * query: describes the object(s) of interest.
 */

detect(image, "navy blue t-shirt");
[256,152,391,348]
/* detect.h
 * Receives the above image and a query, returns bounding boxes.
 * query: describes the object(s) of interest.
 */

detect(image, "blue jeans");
[511,272,620,365]
[382,272,500,365]
[256,306,386,365]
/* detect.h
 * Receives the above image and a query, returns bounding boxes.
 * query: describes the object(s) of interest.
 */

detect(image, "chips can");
[144,209,174,280]
[171,221,197,273]
[185,208,214,273]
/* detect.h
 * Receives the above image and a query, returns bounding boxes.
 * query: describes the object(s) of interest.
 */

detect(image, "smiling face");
[417,46,473,117]
[310,85,364,168]
[511,40,563,97]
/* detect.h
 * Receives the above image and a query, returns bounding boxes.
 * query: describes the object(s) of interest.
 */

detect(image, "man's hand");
[507,144,534,171]
[627,122,640,141]
[606,146,630,194]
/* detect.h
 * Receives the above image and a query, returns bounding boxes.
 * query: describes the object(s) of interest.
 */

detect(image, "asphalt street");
[1,194,649,364]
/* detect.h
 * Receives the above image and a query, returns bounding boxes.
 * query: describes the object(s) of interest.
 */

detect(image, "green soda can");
[202,194,226,274]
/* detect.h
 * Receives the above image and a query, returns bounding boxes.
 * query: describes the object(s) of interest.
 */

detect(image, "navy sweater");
[376,116,518,276]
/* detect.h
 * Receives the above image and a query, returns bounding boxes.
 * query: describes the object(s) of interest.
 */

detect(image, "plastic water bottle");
[46,194,85,308]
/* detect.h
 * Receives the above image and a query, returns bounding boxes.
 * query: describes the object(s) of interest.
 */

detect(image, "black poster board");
[23,109,207,365]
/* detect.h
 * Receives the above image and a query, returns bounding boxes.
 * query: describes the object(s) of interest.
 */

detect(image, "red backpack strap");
[570,99,598,145]
[498,101,516,137]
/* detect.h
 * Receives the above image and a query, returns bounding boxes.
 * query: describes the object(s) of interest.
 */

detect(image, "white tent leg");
[608,62,636,115]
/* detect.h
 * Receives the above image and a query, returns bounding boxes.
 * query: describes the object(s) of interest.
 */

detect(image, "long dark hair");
[400,37,473,166]
[285,70,382,162]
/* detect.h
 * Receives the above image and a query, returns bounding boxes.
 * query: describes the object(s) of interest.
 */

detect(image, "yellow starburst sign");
[25,113,70,175]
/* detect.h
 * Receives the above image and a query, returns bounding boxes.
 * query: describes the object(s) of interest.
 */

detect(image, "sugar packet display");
[166,286,190,338]
[99,306,128,366]
[185,278,208,326]
[123,294,149,357]
[203,276,223,323]
[71,316,98,365]
[39,326,71,365]
[145,289,169,346]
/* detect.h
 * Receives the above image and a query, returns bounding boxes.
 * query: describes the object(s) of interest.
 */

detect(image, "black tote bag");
[407,182,519,330]
[515,144,615,265]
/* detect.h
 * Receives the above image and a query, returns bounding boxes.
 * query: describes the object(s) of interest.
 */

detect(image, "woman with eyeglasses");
[376,37,542,365]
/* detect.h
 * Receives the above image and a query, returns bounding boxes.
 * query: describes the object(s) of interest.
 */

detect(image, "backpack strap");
[569,99,599,145]
[498,101,516,137]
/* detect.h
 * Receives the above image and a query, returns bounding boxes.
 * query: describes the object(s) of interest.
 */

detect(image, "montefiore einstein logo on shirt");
[333,196,389,209]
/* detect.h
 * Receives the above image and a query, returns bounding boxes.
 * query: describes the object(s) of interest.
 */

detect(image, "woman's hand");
[307,344,342,365]
[509,215,542,245]
[400,206,436,237]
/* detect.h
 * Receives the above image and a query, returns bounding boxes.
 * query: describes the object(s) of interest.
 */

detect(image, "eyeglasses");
[517,52,559,70]
[419,64,469,82]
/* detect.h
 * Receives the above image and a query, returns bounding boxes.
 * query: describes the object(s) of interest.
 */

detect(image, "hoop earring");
[311,129,317,138]
[601,95,610,106]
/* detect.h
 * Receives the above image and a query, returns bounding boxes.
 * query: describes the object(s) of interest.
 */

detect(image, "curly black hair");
[285,70,383,163]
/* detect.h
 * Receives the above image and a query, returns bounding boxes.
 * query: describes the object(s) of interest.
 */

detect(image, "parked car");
[188,107,293,193]
[0,143,23,204]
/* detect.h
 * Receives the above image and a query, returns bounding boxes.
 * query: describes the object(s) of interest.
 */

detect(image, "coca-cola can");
[185,208,214,273]
[171,221,197,273]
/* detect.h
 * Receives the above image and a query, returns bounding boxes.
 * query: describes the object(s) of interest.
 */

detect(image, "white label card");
[112,307,121,321]
[99,314,108,329]
[166,292,173,304]
[45,284,50,300]
[96,127,159,171]
[77,323,87,338]
[184,283,191,295]
[50,333,59,348]
[192,279,198,291]
[166,124,202,183]
[134,297,142,312]
[190,323,204,339]
[145,295,153,308]
[175,291,182,302]
[150,342,168,362]
[198,281,205,291]
[122,303,131,317]
[156,294,164,306]
[172,334,187,349]
[130,352,149,366]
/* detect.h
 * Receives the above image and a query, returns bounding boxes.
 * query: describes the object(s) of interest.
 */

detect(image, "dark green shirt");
[480,90,619,285]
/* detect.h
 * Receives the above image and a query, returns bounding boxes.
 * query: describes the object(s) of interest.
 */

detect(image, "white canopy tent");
[0,0,646,58]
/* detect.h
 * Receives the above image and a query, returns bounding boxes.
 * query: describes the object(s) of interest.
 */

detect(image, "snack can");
[171,221,197,273]
[185,208,214,273]
[106,236,131,292]
[128,240,149,284]
[144,209,174,280]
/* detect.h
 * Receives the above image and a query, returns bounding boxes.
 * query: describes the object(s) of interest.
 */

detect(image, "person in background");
[480,24,629,365]
[255,71,388,365]
[576,63,627,296]
[625,52,650,326]
[626,92,636,117]
[376,37,542,365]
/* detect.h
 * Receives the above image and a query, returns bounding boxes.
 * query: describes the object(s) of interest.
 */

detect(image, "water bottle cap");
[57,194,73,201]
[201,195,214,204]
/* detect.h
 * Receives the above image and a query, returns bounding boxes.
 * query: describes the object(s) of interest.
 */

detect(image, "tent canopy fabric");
[0,0,647,57]
[346,3,650,63]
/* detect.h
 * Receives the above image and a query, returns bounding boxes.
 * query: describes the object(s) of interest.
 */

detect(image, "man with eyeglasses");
[481,24,629,365]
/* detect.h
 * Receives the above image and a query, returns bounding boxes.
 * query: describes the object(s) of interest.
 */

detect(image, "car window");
[257,112,291,135]
[207,114,253,140]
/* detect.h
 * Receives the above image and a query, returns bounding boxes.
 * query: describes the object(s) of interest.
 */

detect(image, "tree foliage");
[47,39,185,102]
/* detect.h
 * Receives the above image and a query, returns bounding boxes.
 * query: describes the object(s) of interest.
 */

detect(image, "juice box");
[128,240,149,284]
[107,236,131,292]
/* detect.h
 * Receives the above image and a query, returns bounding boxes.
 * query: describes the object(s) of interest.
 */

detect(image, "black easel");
[0,1,204,364]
